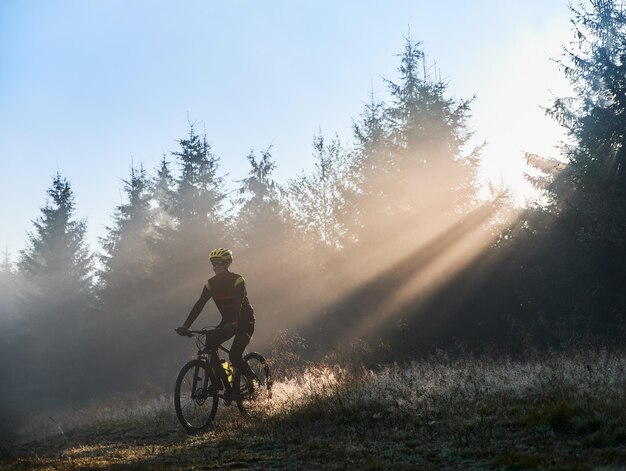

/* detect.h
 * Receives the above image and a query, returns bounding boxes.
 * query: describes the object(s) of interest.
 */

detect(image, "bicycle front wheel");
[174,359,218,434]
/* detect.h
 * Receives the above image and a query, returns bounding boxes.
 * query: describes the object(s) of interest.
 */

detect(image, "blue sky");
[0,0,573,260]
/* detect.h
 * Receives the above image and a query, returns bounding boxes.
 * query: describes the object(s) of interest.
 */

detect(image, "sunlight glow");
[472,16,574,206]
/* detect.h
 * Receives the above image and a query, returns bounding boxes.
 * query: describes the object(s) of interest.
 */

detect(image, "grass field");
[2,350,625,470]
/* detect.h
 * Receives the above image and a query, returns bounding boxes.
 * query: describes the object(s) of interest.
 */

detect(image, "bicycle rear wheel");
[240,352,272,401]
[174,359,218,433]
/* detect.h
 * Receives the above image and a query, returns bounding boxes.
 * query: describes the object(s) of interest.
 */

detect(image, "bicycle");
[174,328,272,434]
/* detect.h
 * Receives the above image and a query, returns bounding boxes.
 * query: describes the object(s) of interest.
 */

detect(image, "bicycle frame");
[191,338,237,401]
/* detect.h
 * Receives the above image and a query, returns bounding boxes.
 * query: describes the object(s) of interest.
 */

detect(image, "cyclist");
[176,248,256,397]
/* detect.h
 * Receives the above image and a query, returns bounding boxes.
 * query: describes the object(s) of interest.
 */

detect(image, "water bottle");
[221,360,233,383]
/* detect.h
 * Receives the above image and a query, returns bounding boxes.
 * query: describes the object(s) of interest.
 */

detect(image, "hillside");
[2,351,625,470]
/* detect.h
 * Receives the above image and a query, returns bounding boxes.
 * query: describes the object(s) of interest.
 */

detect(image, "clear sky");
[0,0,574,261]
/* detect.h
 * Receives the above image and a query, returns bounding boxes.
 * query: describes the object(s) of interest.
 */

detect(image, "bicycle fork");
[191,363,211,400]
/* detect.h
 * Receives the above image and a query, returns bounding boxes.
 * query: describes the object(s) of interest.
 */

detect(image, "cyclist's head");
[209,248,232,274]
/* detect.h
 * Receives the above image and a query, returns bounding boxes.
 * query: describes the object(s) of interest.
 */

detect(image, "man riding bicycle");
[176,248,256,398]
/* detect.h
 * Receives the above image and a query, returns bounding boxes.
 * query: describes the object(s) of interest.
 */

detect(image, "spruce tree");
[385,36,480,216]
[172,127,225,229]
[99,163,154,300]
[16,172,95,400]
[236,148,287,257]
[543,0,626,333]
[482,0,626,348]
[157,124,228,277]
[349,90,392,239]
[233,148,297,346]
[96,163,156,391]
[345,37,481,255]
[18,172,94,325]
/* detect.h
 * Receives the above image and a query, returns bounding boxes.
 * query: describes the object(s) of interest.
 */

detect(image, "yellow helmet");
[209,248,233,262]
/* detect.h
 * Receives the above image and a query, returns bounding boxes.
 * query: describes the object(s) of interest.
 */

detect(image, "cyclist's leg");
[205,327,236,390]
[229,322,255,381]
[206,326,235,347]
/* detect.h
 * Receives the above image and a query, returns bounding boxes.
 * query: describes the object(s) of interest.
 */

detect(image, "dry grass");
[2,349,625,469]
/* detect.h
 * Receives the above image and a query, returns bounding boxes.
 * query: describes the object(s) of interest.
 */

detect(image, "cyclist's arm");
[233,276,247,328]
[182,285,212,328]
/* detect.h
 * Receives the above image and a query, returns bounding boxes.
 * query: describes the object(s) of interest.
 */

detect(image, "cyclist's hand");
[175,326,192,337]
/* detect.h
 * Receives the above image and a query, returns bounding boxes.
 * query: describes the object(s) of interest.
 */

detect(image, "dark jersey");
[183,271,254,329]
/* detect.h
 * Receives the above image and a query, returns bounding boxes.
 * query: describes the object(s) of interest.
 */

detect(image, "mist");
[1,17,625,446]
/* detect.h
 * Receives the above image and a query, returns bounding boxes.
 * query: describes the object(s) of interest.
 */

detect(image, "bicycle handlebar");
[174,327,232,354]
[175,326,220,336]
[187,328,222,335]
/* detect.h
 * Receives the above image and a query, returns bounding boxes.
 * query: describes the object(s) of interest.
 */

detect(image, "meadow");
[2,350,625,470]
